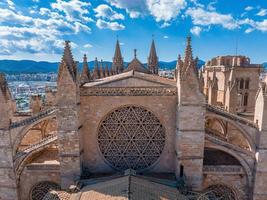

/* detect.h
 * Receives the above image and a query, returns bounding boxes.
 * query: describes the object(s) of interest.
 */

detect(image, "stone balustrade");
[203,165,244,174]
[206,104,258,128]
[10,107,57,129]
[205,131,253,156]
[14,134,57,161]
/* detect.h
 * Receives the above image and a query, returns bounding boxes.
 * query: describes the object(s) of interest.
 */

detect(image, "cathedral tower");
[57,41,81,189]
[176,36,205,190]
[147,39,159,74]
[112,40,124,74]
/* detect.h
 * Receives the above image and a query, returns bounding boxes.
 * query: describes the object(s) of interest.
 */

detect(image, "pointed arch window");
[243,92,248,106]
[245,79,249,89]
[239,78,244,89]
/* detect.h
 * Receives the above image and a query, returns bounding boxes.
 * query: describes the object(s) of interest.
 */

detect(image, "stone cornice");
[80,87,177,96]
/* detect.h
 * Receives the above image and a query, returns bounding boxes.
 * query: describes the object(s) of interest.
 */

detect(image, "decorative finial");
[152,34,154,39]
[83,54,87,60]
[134,49,137,58]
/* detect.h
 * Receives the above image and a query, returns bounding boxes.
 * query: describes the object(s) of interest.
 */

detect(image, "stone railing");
[205,128,227,141]
[10,107,57,129]
[14,134,58,176]
[205,131,253,156]
[203,165,244,174]
[206,104,258,128]
[14,133,57,160]
[26,163,60,171]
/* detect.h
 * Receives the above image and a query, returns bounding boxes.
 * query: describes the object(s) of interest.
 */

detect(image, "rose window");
[30,181,60,200]
[98,105,165,171]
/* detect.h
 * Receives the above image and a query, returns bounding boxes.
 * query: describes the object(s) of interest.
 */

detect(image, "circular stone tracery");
[98,105,165,171]
[30,181,60,200]
[204,184,237,200]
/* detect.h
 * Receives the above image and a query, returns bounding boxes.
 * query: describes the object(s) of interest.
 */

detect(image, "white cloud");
[245,6,253,11]
[0,1,92,56]
[207,1,216,11]
[0,8,32,24]
[163,35,168,39]
[245,28,254,34]
[83,43,93,48]
[253,20,267,32]
[119,42,125,45]
[239,18,267,33]
[257,9,267,17]
[51,0,92,22]
[107,0,146,18]
[6,0,15,10]
[160,21,171,28]
[94,4,124,20]
[186,8,238,30]
[146,0,186,22]
[190,26,202,36]
[96,19,125,30]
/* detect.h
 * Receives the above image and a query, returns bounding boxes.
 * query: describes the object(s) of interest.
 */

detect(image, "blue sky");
[0,0,267,63]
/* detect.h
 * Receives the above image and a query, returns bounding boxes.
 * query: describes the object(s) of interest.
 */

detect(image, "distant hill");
[0,59,206,74]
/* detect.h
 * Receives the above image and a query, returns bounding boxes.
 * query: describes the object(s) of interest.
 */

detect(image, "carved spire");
[184,35,193,66]
[224,67,237,113]
[99,59,105,78]
[148,39,159,75]
[178,35,199,79]
[59,41,77,82]
[80,54,91,84]
[175,54,182,80]
[105,64,109,77]
[92,57,100,80]
[0,73,11,101]
[112,40,124,74]
[0,73,11,129]
[228,67,236,89]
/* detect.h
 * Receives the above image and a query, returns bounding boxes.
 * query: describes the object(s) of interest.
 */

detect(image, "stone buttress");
[253,82,267,200]
[0,73,18,200]
[57,41,81,189]
[176,36,206,190]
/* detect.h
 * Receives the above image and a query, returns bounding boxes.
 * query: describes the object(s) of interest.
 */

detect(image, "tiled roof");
[73,175,187,200]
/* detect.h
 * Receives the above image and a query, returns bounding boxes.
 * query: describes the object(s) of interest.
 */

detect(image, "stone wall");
[19,168,60,200]
[202,172,248,199]
[79,95,177,173]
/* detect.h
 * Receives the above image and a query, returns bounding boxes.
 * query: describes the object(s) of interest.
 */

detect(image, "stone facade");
[202,55,261,114]
[0,39,266,200]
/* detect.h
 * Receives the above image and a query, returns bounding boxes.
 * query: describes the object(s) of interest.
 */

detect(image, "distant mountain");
[0,59,206,74]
